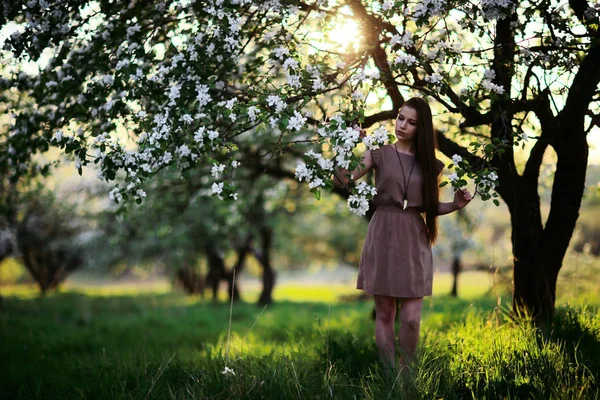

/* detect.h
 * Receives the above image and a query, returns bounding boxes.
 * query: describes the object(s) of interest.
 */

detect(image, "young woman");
[335,97,472,371]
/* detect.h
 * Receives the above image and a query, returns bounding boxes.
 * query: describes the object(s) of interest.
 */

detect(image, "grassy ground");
[1,271,599,399]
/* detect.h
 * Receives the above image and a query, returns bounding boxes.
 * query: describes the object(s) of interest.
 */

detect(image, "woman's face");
[395,106,418,142]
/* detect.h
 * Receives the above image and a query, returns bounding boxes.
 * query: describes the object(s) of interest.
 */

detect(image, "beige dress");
[357,144,444,298]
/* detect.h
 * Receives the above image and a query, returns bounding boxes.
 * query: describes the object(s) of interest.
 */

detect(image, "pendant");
[403,199,408,210]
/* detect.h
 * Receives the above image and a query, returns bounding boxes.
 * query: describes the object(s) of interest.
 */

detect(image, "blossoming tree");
[1,0,599,325]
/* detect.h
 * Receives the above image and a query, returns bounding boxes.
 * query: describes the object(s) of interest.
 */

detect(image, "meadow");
[1,270,599,400]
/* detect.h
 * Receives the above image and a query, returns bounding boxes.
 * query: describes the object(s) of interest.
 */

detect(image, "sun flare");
[327,19,361,51]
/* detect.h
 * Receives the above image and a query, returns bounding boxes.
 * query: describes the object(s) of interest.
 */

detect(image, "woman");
[335,97,472,371]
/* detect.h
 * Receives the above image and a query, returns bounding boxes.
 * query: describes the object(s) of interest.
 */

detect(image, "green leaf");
[493,199,500,206]
[439,181,449,187]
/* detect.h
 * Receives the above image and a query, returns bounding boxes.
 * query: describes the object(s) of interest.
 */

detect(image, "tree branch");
[436,129,485,168]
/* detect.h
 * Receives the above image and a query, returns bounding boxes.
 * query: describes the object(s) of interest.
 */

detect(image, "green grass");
[1,278,599,400]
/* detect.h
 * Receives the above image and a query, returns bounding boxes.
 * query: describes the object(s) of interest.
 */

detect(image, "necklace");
[394,143,416,210]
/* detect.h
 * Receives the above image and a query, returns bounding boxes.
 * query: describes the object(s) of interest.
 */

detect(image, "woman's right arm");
[333,150,374,187]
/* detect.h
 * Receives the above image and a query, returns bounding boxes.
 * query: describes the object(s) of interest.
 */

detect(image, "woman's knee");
[374,297,396,324]
[400,315,421,332]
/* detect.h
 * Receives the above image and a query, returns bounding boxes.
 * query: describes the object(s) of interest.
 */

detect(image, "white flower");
[126,23,141,37]
[136,189,147,198]
[394,54,417,66]
[230,193,238,200]
[221,366,235,376]
[116,59,130,70]
[211,163,226,177]
[180,114,193,123]
[208,130,219,140]
[451,154,462,165]
[231,160,240,168]
[347,194,370,216]
[286,74,301,88]
[212,182,224,196]
[109,188,123,203]
[169,84,181,103]
[225,98,237,110]
[53,130,64,142]
[482,79,505,94]
[356,181,377,197]
[194,127,205,142]
[487,171,498,181]
[352,89,365,101]
[177,145,191,157]
[318,158,334,171]
[247,106,259,122]
[335,60,347,69]
[449,172,459,182]
[425,73,443,85]
[273,46,289,59]
[483,69,496,80]
[266,95,287,113]
[309,177,324,189]
[287,111,306,131]
[295,162,312,182]
[283,58,299,71]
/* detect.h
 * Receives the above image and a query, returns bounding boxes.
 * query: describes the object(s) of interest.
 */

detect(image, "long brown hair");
[402,97,439,244]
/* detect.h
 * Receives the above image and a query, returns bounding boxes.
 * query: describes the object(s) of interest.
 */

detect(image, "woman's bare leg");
[398,297,424,369]
[374,295,397,369]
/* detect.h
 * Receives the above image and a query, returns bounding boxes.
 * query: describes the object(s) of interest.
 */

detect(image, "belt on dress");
[375,205,421,215]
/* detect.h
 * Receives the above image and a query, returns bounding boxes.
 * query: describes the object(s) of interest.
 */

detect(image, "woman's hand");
[453,188,473,210]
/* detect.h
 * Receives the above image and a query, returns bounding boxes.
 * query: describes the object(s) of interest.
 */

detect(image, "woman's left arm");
[437,189,472,216]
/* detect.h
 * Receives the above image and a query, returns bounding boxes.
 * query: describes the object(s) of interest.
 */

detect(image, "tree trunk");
[205,245,240,302]
[253,226,276,306]
[450,256,460,297]
[511,117,588,328]
[176,265,205,295]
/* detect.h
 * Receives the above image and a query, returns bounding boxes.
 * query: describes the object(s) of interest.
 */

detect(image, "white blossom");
[347,194,370,216]
[287,111,307,131]
[452,154,462,165]
[211,163,226,177]
[425,73,443,85]
[212,182,224,196]
[362,126,388,150]
[177,144,191,157]
[109,188,123,203]
[394,54,417,66]
[295,162,312,182]
[247,106,259,122]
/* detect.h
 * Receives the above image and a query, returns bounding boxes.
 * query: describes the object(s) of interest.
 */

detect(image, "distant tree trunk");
[450,256,461,297]
[176,265,205,295]
[252,226,276,306]
[205,245,240,302]
[204,238,252,302]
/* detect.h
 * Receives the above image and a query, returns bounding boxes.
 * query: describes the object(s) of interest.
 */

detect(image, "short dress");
[357,144,444,298]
